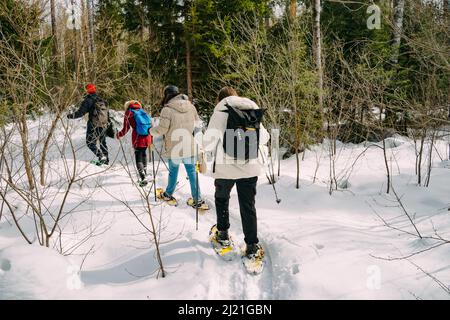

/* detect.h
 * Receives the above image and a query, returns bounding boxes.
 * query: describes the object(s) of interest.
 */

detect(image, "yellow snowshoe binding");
[209,225,235,260]
[156,188,178,206]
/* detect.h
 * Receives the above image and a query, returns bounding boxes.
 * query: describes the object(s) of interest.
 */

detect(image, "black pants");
[215,176,258,245]
[135,148,147,180]
[86,122,108,160]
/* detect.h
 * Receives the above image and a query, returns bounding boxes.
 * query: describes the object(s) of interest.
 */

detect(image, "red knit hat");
[85,83,96,94]
[132,100,142,107]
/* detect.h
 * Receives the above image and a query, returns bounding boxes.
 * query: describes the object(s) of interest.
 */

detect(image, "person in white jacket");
[203,87,270,259]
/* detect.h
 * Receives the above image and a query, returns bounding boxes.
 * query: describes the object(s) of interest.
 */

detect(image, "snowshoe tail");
[242,246,265,275]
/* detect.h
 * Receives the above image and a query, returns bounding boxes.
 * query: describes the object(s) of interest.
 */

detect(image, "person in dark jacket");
[67,84,109,165]
[116,100,152,185]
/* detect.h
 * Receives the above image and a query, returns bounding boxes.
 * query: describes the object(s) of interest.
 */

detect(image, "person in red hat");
[67,84,110,165]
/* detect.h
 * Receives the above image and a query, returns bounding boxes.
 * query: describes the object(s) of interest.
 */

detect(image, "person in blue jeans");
[166,157,200,202]
[150,85,204,207]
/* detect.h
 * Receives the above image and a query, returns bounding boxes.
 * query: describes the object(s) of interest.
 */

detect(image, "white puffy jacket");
[203,96,270,180]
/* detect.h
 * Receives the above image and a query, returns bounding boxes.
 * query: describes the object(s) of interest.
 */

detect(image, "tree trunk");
[70,0,79,77]
[186,39,193,101]
[79,1,89,81]
[288,0,297,23]
[39,112,62,186]
[382,138,391,194]
[185,1,193,101]
[50,0,58,62]
[296,148,300,189]
[19,111,34,190]
[391,0,405,64]
[86,0,95,55]
[425,130,435,187]
[417,130,426,185]
[312,0,323,109]
[444,0,449,18]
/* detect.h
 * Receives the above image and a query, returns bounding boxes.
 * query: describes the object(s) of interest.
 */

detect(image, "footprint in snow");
[0,258,11,274]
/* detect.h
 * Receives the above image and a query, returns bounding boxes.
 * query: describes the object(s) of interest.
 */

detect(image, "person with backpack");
[203,86,269,265]
[116,100,152,186]
[67,83,110,165]
[150,85,205,208]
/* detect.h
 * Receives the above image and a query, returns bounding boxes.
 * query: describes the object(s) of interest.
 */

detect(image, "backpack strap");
[223,103,265,130]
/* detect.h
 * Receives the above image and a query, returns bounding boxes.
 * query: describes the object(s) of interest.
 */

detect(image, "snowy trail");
[180,196,276,300]
[1,118,450,299]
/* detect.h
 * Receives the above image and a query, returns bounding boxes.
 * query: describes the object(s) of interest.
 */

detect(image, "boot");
[217,229,229,241]
[245,243,264,259]
[138,170,146,182]
[216,229,230,247]
[99,156,108,165]
[161,191,176,202]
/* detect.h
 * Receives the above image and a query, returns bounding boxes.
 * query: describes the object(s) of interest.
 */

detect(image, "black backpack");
[222,103,265,161]
[91,97,109,128]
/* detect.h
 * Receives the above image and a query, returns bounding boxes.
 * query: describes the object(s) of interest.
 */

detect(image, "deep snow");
[0,114,449,300]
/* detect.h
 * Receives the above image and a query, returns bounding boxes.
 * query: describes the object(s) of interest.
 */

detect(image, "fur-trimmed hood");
[165,94,191,113]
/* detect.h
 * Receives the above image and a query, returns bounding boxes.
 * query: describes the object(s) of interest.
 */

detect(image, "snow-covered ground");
[0,115,449,300]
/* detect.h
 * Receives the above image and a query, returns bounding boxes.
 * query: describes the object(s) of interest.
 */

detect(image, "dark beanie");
[162,85,179,105]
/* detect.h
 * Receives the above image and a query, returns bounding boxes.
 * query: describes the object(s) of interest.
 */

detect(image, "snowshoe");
[90,156,108,167]
[186,198,210,212]
[242,243,265,275]
[209,225,236,261]
[138,179,148,187]
[155,188,178,206]
[90,159,104,167]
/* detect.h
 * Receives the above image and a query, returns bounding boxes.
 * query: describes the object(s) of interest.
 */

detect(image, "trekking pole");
[270,176,281,204]
[195,144,199,231]
[150,144,157,201]
[152,144,169,171]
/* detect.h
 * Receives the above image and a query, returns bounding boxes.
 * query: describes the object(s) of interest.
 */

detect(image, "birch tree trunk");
[391,0,405,64]
[70,0,79,77]
[312,0,323,109]
[86,0,95,55]
[79,0,88,80]
[185,1,193,101]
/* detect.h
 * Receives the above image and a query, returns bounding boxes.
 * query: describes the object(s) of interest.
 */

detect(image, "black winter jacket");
[67,93,100,122]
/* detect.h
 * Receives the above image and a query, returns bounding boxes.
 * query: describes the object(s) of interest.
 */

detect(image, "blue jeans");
[166,157,201,202]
